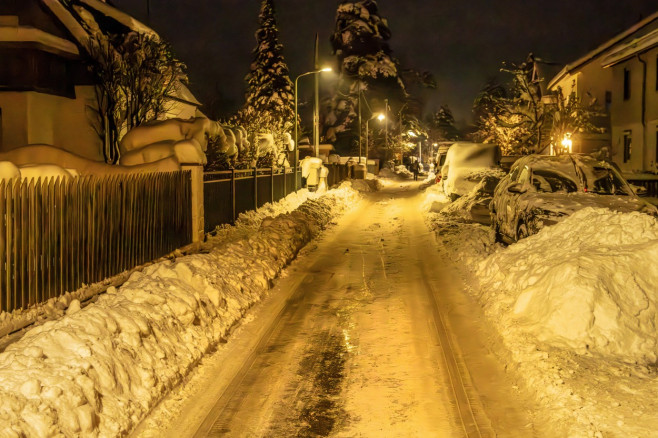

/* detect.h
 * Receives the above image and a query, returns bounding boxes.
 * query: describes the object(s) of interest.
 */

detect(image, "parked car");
[438,142,502,201]
[490,154,658,243]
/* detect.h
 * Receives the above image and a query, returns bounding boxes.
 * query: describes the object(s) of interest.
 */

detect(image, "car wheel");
[516,222,529,241]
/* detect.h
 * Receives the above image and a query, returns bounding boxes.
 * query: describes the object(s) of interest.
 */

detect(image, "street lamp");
[294,67,331,189]
[364,113,385,166]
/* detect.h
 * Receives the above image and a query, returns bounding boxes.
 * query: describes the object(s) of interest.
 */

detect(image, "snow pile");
[423,184,499,265]
[477,207,658,363]
[391,165,413,179]
[462,167,506,182]
[0,183,361,436]
[350,175,382,192]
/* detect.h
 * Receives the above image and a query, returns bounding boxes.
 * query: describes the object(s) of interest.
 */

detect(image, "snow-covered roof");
[0,25,79,56]
[600,27,658,67]
[40,0,158,50]
[547,10,658,89]
[166,83,202,107]
[78,0,157,38]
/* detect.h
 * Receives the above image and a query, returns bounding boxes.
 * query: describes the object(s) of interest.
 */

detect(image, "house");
[0,0,201,162]
[548,11,658,172]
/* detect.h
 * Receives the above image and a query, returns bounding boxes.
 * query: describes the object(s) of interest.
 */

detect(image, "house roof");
[0,25,80,57]
[600,27,658,67]
[547,10,658,89]
[36,0,201,107]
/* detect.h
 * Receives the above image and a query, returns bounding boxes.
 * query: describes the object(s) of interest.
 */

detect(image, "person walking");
[412,160,419,181]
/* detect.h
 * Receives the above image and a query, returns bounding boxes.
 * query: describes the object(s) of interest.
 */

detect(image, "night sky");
[112,0,657,126]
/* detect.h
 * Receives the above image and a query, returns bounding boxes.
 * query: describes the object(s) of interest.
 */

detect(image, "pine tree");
[431,105,461,141]
[237,0,294,164]
[325,0,406,156]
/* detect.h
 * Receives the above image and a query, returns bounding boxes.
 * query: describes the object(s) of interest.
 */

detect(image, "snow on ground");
[424,181,658,437]
[0,183,361,437]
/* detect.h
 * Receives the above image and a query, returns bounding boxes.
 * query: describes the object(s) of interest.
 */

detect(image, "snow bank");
[477,207,658,363]
[0,183,361,436]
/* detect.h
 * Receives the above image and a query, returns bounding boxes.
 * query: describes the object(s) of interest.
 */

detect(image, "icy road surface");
[136,181,536,437]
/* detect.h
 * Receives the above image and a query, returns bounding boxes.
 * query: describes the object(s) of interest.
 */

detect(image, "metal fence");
[204,164,351,232]
[0,171,191,313]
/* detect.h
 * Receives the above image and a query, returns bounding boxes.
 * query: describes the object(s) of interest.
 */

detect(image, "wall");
[0,87,103,161]
[610,46,658,172]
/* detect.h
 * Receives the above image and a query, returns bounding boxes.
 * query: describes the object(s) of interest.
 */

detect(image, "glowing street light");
[294,67,332,189]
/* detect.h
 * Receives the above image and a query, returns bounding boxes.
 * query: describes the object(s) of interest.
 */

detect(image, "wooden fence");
[0,172,191,313]
[204,163,351,232]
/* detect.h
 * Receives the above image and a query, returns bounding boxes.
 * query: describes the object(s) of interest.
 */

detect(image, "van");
[439,142,501,200]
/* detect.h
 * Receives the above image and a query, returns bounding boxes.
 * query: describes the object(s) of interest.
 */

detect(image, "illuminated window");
[623,68,631,100]
[623,130,632,163]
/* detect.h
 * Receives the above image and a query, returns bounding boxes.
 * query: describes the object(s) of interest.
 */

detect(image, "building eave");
[547,10,658,89]
[0,25,80,57]
[600,28,658,67]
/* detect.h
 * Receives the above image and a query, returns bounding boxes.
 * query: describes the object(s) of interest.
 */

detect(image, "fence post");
[271,167,275,203]
[284,168,288,197]
[231,168,236,224]
[253,167,258,210]
[181,164,204,243]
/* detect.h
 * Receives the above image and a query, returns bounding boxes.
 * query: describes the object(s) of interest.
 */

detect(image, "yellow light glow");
[320,67,332,72]
[407,130,417,137]
[561,133,573,154]
[377,113,385,121]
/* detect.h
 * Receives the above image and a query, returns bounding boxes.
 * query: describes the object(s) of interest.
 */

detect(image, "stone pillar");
[181,164,204,243]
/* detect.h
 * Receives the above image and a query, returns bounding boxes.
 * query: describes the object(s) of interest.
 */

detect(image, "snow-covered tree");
[236,0,294,162]
[431,105,461,141]
[474,55,606,156]
[473,54,548,155]
[550,85,605,154]
[325,0,406,156]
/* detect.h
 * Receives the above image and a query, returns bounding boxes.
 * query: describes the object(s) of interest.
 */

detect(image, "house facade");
[548,11,658,172]
[0,0,200,163]
[601,31,658,173]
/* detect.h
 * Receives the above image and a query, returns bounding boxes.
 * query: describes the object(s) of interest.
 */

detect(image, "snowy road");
[136,181,535,437]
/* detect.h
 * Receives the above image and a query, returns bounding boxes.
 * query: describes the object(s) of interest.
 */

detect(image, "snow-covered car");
[439,142,502,201]
[490,154,658,243]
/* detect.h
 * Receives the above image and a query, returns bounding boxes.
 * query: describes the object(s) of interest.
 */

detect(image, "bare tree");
[84,32,187,163]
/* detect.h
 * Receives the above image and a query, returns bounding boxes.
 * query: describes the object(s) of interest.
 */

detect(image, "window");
[623,130,632,163]
[623,68,631,100]
[531,170,578,193]
[590,167,631,196]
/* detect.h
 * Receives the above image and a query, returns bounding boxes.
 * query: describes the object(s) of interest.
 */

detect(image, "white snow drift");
[477,207,658,363]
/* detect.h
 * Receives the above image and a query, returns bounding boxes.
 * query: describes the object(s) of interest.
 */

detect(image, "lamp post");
[365,113,385,166]
[294,67,331,189]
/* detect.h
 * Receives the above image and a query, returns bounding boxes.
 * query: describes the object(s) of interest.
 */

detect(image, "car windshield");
[531,169,578,193]
[588,166,632,195]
